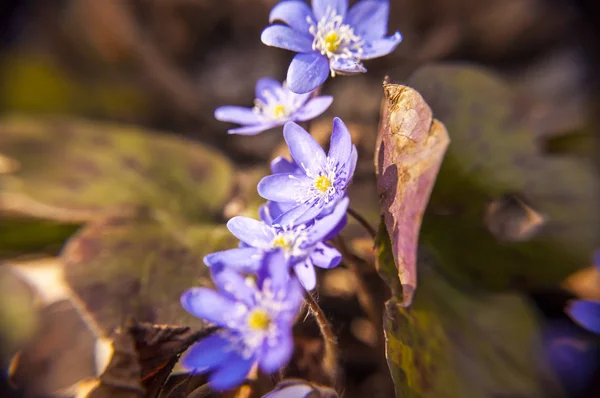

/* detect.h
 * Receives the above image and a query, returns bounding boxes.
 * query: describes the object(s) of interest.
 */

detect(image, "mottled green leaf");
[409,64,599,289]
[0,115,234,226]
[0,217,80,258]
[379,228,564,398]
[61,210,238,336]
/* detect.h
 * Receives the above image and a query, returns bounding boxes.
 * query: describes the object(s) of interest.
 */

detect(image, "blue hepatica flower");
[261,0,402,93]
[566,251,600,334]
[180,250,304,390]
[215,77,333,135]
[258,118,357,225]
[204,196,348,290]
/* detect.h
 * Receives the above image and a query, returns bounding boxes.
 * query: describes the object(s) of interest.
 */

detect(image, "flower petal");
[264,200,296,224]
[181,288,236,326]
[227,216,273,247]
[328,117,352,165]
[270,156,300,174]
[294,259,317,290]
[287,52,330,94]
[313,0,348,20]
[227,122,278,136]
[310,242,342,269]
[284,121,326,174]
[259,332,294,373]
[330,57,367,75]
[276,201,323,226]
[255,77,282,102]
[360,32,403,60]
[209,351,255,391]
[260,249,291,292]
[567,300,600,334]
[345,145,358,182]
[211,265,257,306]
[269,1,313,33]
[261,25,313,52]
[258,173,311,203]
[294,96,333,122]
[214,106,261,125]
[204,248,262,273]
[307,197,349,243]
[181,334,233,372]
[346,0,390,40]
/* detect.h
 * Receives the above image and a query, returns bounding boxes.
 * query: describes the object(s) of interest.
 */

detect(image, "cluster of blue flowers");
[180,0,401,391]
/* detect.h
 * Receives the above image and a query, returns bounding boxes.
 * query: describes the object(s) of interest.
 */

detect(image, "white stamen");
[308,6,364,76]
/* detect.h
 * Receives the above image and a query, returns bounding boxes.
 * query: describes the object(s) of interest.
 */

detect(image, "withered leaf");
[375,82,450,306]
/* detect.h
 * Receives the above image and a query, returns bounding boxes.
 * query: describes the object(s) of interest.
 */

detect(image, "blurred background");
[0,0,599,397]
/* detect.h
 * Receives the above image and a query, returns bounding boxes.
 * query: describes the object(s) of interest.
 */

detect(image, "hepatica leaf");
[60,211,239,336]
[380,228,565,398]
[0,115,234,226]
[409,64,599,289]
[375,82,450,306]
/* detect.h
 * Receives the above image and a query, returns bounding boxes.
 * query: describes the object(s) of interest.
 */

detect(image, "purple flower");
[261,0,402,93]
[566,250,600,334]
[215,77,333,135]
[204,196,349,290]
[180,250,304,390]
[258,118,357,225]
[567,300,600,334]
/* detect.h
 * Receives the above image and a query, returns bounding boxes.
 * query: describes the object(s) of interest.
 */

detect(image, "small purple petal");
[307,197,349,243]
[294,96,334,122]
[259,332,294,373]
[255,77,282,102]
[264,200,296,223]
[568,300,600,334]
[258,173,310,203]
[330,58,367,75]
[214,106,261,125]
[294,259,317,290]
[279,202,327,226]
[287,52,330,94]
[181,334,233,372]
[209,351,255,391]
[261,25,313,52]
[263,385,314,398]
[181,288,236,326]
[227,216,274,246]
[284,121,326,174]
[204,248,262,273]
[269,1,313,33]
[328,117,352,165]
[228,122,278,136]
[211,267,256,306]
[346,146,358,181]
[270,156,300,174]
[346,1,390,40]
[360,32,403,60]
[310,242,342,269]
[260,249,290,292]
[312,0,348,20]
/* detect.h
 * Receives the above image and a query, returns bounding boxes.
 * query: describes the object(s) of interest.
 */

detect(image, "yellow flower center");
[273,104,287,119]
[314,175,332,193]
[247,309,271,330]
[272,234,290,250]
[324,32,340,53]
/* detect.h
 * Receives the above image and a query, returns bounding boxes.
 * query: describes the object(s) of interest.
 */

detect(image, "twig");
[347,208,376,239]
[332,236,381,339]
[303,292,338,383]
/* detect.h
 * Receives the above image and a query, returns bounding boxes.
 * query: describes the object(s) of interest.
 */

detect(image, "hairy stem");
[304,291,338,383]
[347,207,376,239]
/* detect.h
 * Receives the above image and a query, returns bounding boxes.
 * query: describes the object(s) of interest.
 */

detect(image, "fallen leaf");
[374,82,450,306]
